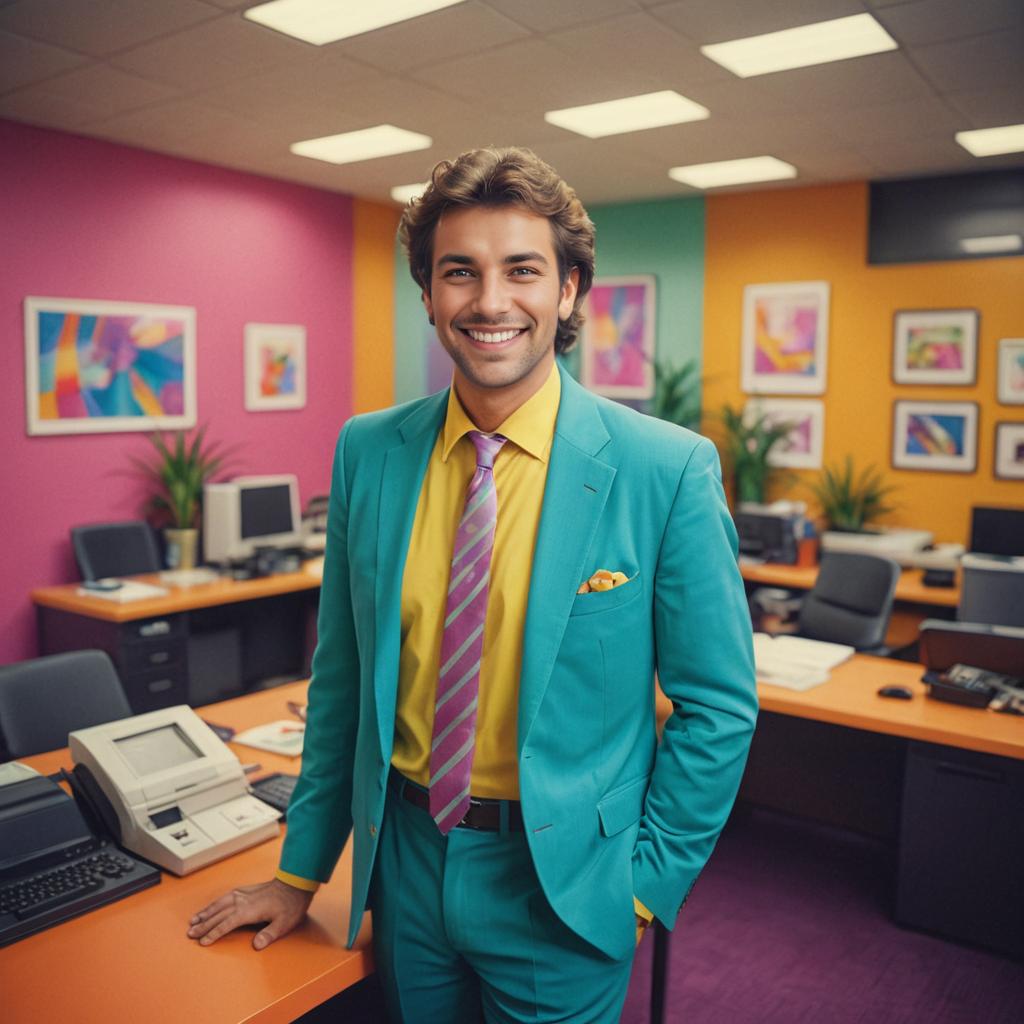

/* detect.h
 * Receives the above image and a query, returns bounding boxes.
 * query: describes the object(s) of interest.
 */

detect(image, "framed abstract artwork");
[994,422,1024,480]
[748,398,825,469]
[24,296,196,436]
[580,275,656,399]
[997,338,1024,405]
[892,309,978,385]
[741,281,829,395]
[244,323,306,411]
[892,400,978,473]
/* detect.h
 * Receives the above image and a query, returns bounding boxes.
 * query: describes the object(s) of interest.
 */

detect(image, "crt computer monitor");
[970,506,1024,558]
[203,475,301,564]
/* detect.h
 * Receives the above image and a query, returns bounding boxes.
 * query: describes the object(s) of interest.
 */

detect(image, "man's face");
[423,205,578,403]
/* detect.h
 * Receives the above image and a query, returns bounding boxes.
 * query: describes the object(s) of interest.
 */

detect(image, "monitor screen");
[970,506,1024,558]
[240,484,295,539]
[115,724,202,776]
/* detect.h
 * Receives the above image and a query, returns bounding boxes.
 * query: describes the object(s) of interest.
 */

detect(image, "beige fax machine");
[69,706,280,875]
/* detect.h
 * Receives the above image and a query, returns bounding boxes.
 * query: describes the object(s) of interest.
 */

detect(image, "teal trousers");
[370,780,635,1023]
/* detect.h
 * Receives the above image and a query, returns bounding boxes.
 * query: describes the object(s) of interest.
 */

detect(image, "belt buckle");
[459,796,486,831]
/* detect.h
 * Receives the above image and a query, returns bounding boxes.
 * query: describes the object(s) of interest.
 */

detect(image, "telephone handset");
[924,662,1023,710]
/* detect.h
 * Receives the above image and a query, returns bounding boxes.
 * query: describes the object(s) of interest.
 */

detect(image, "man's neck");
[453,357,555,433]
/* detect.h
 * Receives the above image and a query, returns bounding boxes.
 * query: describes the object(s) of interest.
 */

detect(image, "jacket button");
[369,823,377,837]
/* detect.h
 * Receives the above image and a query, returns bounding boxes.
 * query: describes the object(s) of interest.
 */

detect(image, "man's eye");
[511,266,539,276]
[444,268,473,278]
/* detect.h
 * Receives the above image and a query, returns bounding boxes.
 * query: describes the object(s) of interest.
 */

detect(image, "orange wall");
[352,198,400,413]
[702,181,1024,544]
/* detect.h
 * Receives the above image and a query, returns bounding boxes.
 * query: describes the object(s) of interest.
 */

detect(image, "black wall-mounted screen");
[868,168,1024,265]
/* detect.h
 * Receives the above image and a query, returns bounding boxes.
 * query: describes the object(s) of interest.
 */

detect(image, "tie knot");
[469,430,506,470]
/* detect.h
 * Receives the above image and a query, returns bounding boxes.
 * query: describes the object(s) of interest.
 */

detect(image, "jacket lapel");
[518,367,615,753]
[373,391,448,758]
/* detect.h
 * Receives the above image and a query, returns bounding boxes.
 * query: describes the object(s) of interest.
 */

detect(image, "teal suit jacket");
[280,365,757,960]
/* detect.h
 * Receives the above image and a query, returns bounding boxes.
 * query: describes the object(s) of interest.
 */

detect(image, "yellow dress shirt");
[390,363,560,798]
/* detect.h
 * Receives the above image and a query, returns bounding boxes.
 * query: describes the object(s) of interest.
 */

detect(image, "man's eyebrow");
[435,251,550,267]
[436,253,474,267]
[504,250,549,266]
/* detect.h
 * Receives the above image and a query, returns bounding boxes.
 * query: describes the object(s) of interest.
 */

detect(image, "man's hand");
[187,878,314,950]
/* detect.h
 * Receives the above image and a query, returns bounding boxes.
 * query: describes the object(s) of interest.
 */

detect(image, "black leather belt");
[389,770,524,832]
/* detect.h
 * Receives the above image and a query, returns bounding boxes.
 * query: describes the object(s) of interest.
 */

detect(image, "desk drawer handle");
[139,621,171,638]
[934,761,1003,784]
[148,651,171,665]
[147,678,174,694]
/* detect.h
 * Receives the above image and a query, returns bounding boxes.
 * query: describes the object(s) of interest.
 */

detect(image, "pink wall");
[1,120,354,665]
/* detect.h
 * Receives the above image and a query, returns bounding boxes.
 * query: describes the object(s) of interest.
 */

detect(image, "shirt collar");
[442,362,561,464]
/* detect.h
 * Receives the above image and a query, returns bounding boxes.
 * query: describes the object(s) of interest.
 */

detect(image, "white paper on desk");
[75,580,170,602]
[232,720,305,757]
[753,633,855,691]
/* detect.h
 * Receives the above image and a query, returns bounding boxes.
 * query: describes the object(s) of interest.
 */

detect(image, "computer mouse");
[877,685,914,700]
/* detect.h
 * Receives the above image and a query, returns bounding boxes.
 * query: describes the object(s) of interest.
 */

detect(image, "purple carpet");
[621,807,1024,1024]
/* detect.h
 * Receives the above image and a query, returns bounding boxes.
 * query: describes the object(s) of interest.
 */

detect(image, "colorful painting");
[749,399,825,469]
[892,400,977,473]
[580,276,656,399]
[892,309,978,385]
[997,338,1024,405]
[24,297,195,436]
[994,422,1024,479]
[741,281,829,395]
[244,323,306,411]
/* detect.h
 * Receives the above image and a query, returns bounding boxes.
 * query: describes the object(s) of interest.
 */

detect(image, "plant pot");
[165,528,199,571]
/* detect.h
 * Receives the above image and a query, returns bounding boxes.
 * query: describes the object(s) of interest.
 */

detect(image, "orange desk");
[0,681,371,1024]
[32,570,323,712]
[739,562,960,647]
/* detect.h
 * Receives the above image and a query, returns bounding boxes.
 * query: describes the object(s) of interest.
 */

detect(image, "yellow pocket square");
[577,568,629,594]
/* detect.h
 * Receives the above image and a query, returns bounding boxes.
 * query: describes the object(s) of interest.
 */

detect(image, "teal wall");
[393,195,706,405]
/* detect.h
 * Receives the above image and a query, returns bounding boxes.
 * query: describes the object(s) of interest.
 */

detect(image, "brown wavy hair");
[398,146,595,354]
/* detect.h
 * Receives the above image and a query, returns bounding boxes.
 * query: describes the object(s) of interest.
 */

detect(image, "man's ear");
[558,267,580,321]
[422,289,435,327]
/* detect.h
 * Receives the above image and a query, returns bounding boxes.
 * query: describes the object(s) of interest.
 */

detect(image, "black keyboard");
[0,845,160,947]
[251,773,299,817]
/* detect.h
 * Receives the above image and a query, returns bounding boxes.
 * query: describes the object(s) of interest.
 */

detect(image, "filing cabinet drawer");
[123,666,188,713]
[121,638,186,674]
[120,615,185,644]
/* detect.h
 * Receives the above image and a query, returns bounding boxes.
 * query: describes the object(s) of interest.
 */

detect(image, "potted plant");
[648,357,702,431]
[808,455,897,532]
[132,427,231,570]
[719,403,793,505]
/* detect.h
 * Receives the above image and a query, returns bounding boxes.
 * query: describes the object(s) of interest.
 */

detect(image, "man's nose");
[472,271,512,318]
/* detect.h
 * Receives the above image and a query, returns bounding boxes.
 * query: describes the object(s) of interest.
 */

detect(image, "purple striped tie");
[428,430,507,834]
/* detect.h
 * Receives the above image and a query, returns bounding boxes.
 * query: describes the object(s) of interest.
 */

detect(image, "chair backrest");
[71,521,162,580]
[798,552,901,651]
[0,650,133,759]
[958,556,1024,628]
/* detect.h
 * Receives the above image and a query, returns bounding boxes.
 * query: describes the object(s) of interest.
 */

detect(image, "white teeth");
[467,329,522,343]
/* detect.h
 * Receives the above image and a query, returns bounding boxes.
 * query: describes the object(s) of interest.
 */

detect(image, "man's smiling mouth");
[462,328,526,344]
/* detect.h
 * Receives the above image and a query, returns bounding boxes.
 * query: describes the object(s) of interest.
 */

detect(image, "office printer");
[69,706,280,876]
[735,503,801,564]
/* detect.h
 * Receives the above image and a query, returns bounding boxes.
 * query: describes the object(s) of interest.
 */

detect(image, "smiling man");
[188,147,757,1023]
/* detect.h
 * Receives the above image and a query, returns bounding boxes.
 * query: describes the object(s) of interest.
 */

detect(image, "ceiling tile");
[0,0,218,57]
[108,15,312,92]
[944,88,1024,129]
[483,0,641,34]
[831,94,965,144]
[330,2,530,72]
[647,0,864,44]
[15,63,180,118]
[911,29,1024,95]
[0,29,87,92]
[873,0,1023,47]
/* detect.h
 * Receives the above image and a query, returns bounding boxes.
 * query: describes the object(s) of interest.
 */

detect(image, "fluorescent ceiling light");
[291,125,431,165]
[955,123,1024,157]
[959,234,1023,255]
[545,91,709,139]
[391,181,429,204]
[701,13,897,78]
[244,0,468,45]
[668,156,796,189]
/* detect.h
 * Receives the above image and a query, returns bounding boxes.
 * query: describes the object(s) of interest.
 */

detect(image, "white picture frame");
[997,338,1024,405]
[747,398,825,469]
[994,422,1024,480]
[24,296,196,436]
[741,281,829,395]
[892,400,978,474]
[244,323,306,412]
[892,308,978,386]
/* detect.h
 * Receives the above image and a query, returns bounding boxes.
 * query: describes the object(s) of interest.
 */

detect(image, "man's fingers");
[189,891,237,927]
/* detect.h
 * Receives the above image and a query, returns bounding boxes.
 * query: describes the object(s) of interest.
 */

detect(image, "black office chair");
[0,650,133,759]
[958,555,1024,629]
[797,552,901,654]
[71,520,162,580]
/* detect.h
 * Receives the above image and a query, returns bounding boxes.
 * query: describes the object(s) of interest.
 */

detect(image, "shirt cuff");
[633,896,654,923]
[276,869,321,893]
